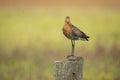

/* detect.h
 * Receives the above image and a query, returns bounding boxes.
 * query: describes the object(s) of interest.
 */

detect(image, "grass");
[0,7,120,80]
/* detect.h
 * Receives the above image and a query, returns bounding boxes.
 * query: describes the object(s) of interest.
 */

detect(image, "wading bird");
[62,16,89,58]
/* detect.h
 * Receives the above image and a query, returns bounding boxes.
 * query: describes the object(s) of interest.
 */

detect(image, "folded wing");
[71,25,89,41]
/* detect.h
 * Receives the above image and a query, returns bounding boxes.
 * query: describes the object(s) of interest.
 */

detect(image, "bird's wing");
[71,25,85,37]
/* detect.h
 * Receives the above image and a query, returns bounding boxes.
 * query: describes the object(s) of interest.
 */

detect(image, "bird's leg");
[71,40,75,56]
[72,40,75,56]
[73,40,75,56]
[67,40,77,61]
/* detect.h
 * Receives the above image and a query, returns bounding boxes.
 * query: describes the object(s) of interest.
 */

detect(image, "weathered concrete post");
[54,57,83,80]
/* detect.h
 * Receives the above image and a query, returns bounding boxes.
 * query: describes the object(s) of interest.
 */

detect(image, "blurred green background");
[0,0,120,80]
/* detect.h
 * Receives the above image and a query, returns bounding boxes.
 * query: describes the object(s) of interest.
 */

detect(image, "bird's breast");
[63,24,72,34]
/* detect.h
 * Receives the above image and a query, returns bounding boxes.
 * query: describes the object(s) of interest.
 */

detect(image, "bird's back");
[71,25,89,41]
[63,23,89,41]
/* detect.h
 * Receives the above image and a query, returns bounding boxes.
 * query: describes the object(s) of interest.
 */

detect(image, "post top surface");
[55,57,83,63]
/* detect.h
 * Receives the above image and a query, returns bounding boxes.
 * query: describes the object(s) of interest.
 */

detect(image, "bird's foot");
[67,55,77,61]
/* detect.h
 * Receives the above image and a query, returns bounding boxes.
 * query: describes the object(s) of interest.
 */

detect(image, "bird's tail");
[85,36,90,41]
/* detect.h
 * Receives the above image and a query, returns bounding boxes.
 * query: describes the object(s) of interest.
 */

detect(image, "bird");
[62,16,89,57]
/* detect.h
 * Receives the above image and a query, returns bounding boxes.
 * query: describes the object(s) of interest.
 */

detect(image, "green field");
[0,7,120,80]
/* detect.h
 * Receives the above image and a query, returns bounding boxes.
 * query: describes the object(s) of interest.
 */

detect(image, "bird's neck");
[65,21,71,25]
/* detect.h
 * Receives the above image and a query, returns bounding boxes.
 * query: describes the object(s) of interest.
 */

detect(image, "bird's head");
[65,16,70,23]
